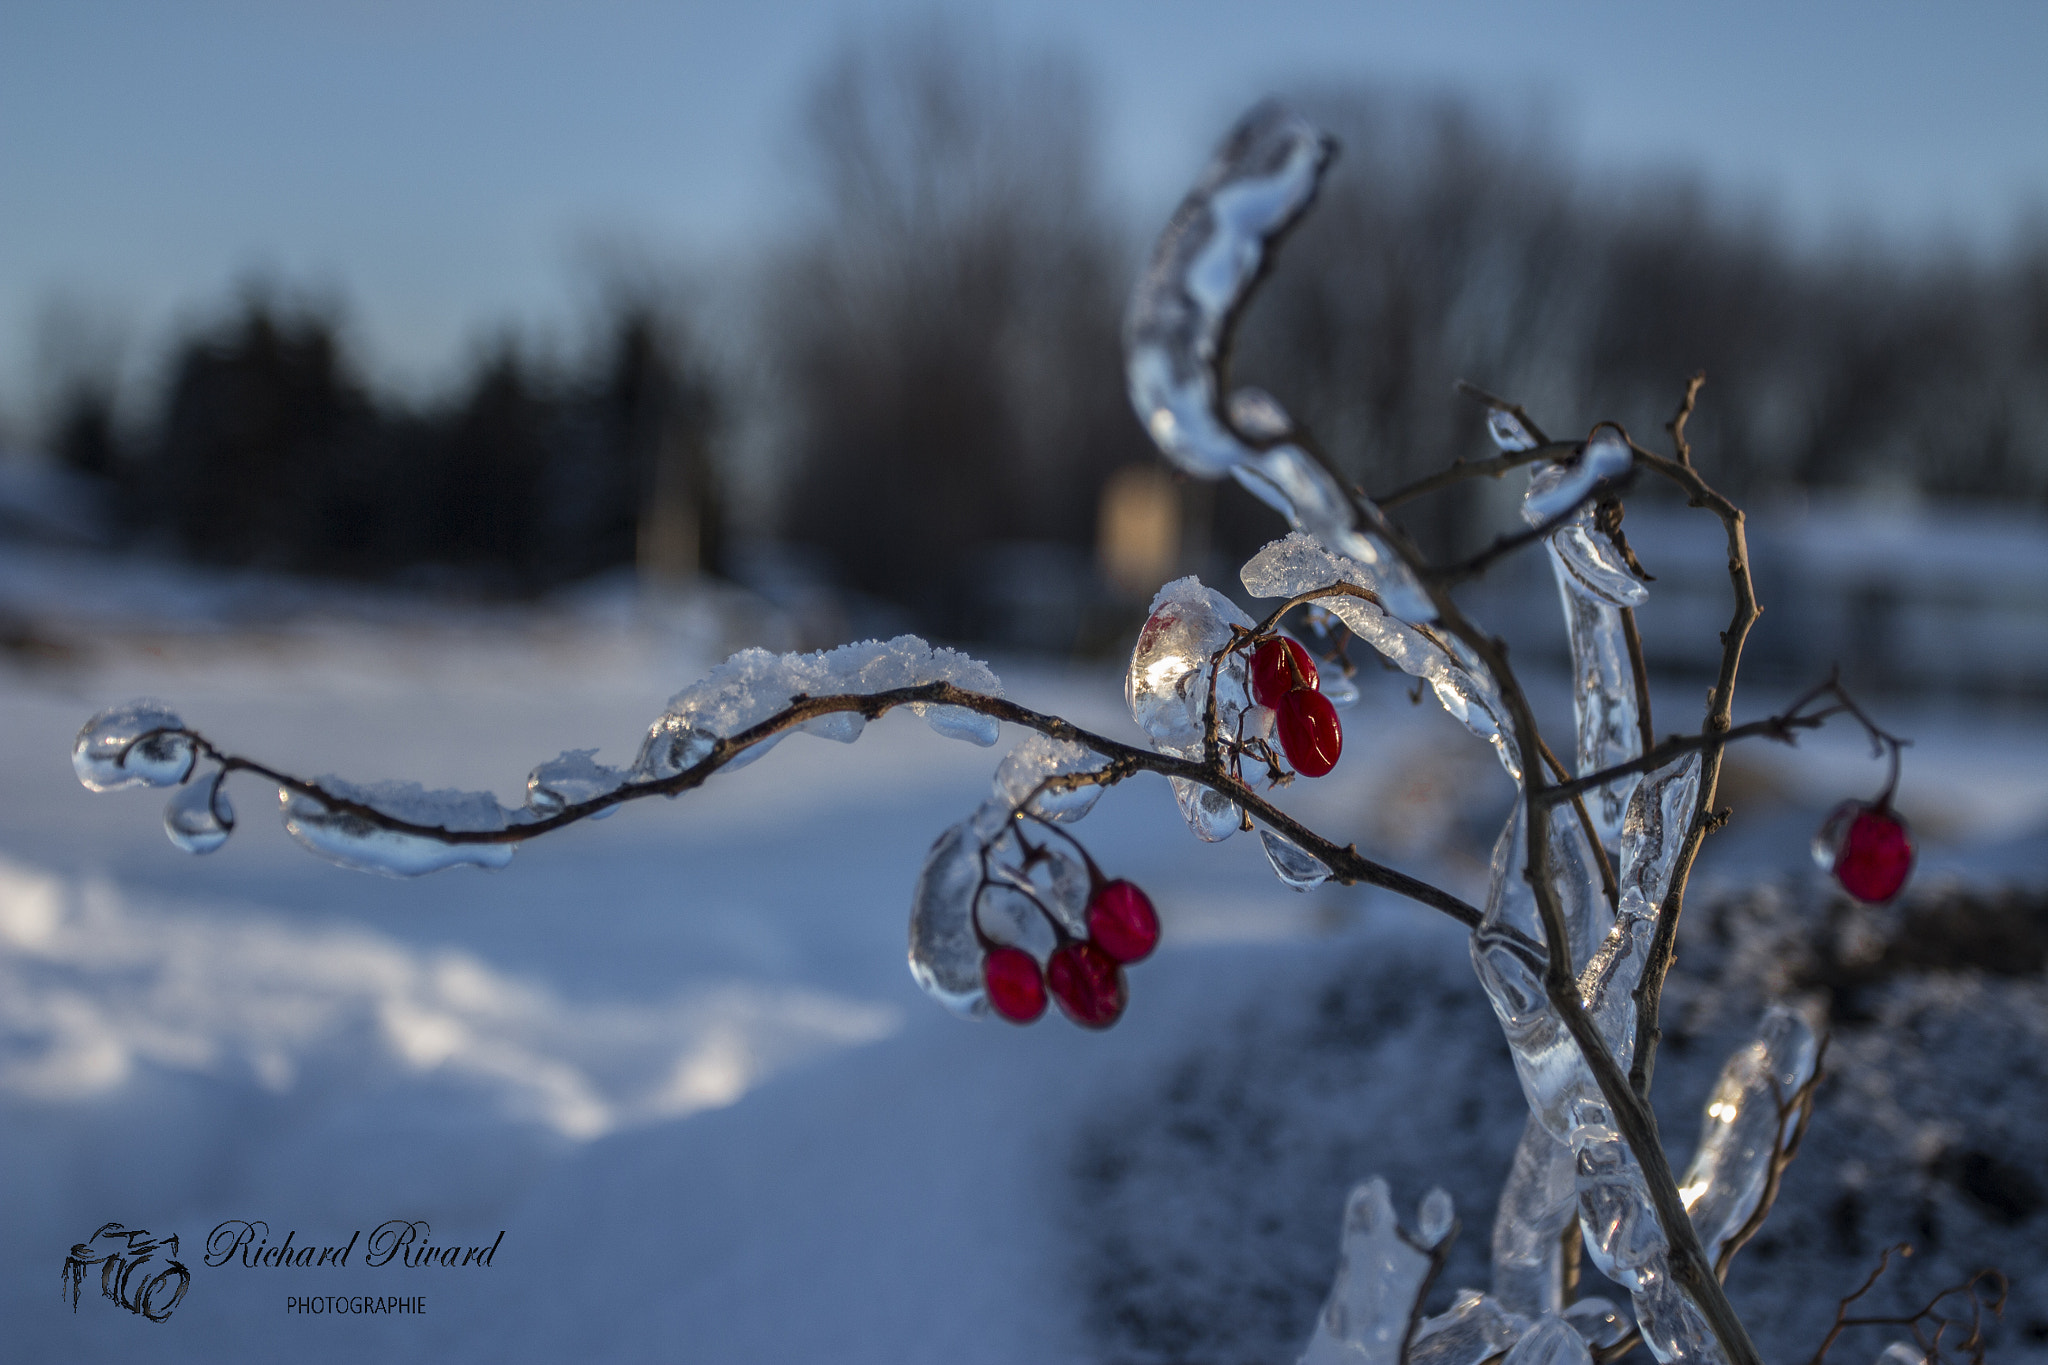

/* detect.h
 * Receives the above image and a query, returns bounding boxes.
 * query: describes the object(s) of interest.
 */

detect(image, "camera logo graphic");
[63,1223,191,1323]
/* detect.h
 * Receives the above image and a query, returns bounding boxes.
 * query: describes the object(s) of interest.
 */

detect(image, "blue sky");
[3,0,2044,429]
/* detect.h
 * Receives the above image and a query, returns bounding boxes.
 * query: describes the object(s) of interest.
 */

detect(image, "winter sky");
[3,0,2045,426]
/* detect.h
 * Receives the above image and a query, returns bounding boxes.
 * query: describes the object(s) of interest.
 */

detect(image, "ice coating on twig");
[1409,1291,1530,1365]
[1562,1297,1631,1350]
[1125,102,1330,480]
[73,701,195,792]
[1124,103,1431,620]
[1298,1178,1453,1365]
[526,750,626,819]
[992,733,1104,824]
[1243,534,1517,777]
[278,779,516,877]
[1677,1005,1819,1265]
[1470,804,1609,1136]
[164,768,234,855]
[1524,427,1632,522]
[1579,754,1703,1062]
[1517,454,1649,841]
[1500,1314,1595,1365]
[906,802,1009,1018]
[1128,577,1252,842]
[637,636,1004,781]
[1259,827,1330,890]
[1491,1117,1578,1317]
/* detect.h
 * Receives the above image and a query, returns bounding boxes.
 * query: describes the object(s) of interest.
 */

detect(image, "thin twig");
[150,681,1484,931]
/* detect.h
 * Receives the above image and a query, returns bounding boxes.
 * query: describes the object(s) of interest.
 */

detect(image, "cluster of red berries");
[982,878,1159,1029]
[1814,798,1914,903]
[1251,637,1343,777]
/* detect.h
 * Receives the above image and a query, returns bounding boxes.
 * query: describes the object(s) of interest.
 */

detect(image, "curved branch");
[161,682,1484,930]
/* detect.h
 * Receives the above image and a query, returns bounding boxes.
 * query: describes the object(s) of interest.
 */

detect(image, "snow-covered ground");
[6,543,2047,1362]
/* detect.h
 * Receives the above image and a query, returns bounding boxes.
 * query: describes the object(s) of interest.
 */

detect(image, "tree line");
[34,31,2048,622]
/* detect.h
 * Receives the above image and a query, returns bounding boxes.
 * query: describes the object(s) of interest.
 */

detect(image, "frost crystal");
[1242,533,1516,776]
[1125,103,1429,620]
[278,779,516,877]
[1298,1178,1448,1365]
[638,636,1003,781]
[164,769,234,855]
[73,700,195,792]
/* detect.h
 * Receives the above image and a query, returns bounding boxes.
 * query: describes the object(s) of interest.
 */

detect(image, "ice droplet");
[907,806,1004,1018]
[1171,777,1243,843]
[278,780,516,877]
[1318,667,1359,710]
[1417,1188,1456,1247]
[73,701,194,792]
[1486,406,1540,453]
[1500,1315,1594,1365]
[1561,1298,1630,1350]
[1409,1291,1531,1365]
[164,769,234,854]
[1127,576,1253,755]
[526,749,626,819]
[993,733,1104,823]
[1259,827,1330,890]
[1298,1177,1442,1365]
[1525,428,1632,522]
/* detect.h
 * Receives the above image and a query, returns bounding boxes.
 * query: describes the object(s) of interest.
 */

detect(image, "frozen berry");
[1046,941,1127,1029]
[1086,879,1160,964]
[983,946,1047,1023]
[1814,800,1913,904]
[1275,688,1343,777]
[1250,637,1318,709]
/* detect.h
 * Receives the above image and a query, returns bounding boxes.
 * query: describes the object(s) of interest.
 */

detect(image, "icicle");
[1491,1117,1578,1318]
[164,768,234,854]
[525,750,626,820]
[278,780,516,877]
[1522,459,1648,842]
[73,701,194,792]
[1259,827,1330,890]
[991,734,1103,824]
[1677,1006,1819,1265]
[1125,103,1430,621]
[1242,533,1516,777]
[1298,1179,1455,1365]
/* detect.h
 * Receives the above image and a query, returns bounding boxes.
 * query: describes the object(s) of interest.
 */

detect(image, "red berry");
[1087,879,1160,964]
[1275,688,1343,777]
[1815,800,1914,903]
[983,946,1047,1023]
[1250,638,1318,709]
[1046,941,1127,1029]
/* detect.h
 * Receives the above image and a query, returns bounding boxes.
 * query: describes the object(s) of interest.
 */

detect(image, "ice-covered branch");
[76,666,1482,929]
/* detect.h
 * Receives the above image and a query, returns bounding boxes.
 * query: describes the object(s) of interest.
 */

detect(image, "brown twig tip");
[1667,371,1706,467]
